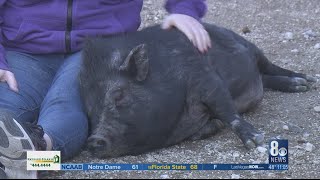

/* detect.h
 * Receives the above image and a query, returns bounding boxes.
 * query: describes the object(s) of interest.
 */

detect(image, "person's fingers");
[180,22,208,53]
[162,14,212,53]
[161,17,172,30]
[189,21,208,53]
[177,21,197,47]
[191,26,204,52]
[200,28,211,52]
[5,71,19,93]
[0,71,5,82]
[162,15,197,46]
[182,18,210,53]
[192,21,211,52]
[198,24,211,49]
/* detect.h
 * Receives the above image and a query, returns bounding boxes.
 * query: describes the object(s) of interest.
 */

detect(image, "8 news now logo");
[269,140,288,164]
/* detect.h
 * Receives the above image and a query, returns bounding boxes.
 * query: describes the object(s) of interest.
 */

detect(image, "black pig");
[79,23,315,158]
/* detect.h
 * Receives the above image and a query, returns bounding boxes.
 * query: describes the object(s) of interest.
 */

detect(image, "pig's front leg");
[198,74,264,149]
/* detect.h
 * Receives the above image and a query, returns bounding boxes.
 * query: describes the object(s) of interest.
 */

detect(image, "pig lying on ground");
[79,23,315,158]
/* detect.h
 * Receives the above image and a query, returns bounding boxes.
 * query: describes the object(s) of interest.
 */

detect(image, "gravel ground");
[46,0,319,179]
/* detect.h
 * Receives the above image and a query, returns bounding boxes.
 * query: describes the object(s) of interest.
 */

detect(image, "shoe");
[0,111,47,179]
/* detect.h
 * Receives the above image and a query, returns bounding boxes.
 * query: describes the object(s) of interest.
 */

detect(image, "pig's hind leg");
[198,74,264,149]
[263,75,310,92]
[257,52,316,92]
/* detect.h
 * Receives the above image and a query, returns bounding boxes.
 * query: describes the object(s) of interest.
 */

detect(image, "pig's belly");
[212,51,264,113]
[165,96,211,146]
[231,74,264,113]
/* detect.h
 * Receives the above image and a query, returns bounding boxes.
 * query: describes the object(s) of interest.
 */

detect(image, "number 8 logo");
[270,140,279,156]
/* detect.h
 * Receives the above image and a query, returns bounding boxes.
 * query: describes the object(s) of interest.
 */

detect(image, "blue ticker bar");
[61,163,288,171]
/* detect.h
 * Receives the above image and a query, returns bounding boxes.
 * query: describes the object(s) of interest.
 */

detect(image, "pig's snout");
[87,135,108,152]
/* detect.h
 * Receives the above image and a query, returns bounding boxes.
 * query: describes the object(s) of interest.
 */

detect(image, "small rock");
[303,30,317,39]
[283,125,289,130]
[291,49,299,53]
[268,173,275,177]
[233,152,240,158]
[231,174,240,179]
[314,43,320,49]
[305,143,314,152]
[160,174,169,179]
[292,145,304,149]
[288,123,303,133]
[257,146,267,153]
[303,133,310,138]
[297,139,307,144]
[222,155,227,161]
[284,32,294,40]
[242,26,251,34]
[314,106,320,112]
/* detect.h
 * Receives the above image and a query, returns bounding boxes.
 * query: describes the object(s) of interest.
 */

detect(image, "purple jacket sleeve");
[0,0,8,70]
[165,0,207,21]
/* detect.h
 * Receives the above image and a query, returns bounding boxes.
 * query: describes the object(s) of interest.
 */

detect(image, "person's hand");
[161,14,211,53]
[0,69,19,92]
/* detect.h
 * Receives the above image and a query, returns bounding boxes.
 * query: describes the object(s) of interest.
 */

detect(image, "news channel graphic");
[26,140,288,171]
[27,151,61,170]
[268,139,288,170]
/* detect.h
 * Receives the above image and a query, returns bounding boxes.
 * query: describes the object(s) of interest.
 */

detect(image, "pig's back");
[135,24,263,105]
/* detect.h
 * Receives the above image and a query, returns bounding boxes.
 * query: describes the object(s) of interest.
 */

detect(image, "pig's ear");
[119,44,149,81]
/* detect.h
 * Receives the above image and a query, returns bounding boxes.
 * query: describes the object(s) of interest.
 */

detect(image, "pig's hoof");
[231,119,264,149]
[292,77,307,85]
[245,140,256,149]
[253,133,264,144]
[288,77,309,92]
[305,75,317,82]
[244,133,264,149]
[294,86,308,92]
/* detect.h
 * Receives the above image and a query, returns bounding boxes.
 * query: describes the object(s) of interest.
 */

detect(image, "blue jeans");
[0,51,88,160]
